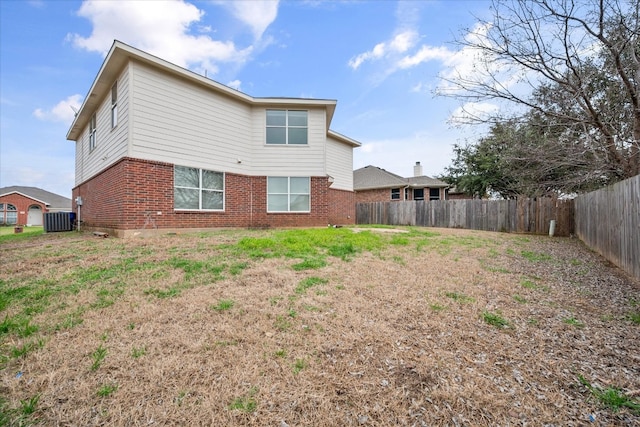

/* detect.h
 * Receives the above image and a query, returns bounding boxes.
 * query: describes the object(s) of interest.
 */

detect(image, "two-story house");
[67,41,360,236]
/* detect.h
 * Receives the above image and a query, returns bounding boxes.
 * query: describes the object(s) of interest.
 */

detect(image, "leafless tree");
[439,0,640,187]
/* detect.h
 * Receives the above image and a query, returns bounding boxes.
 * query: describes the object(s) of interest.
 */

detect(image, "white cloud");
[348,30,418,70]
[398,45,452,69]
[66,0,271,74]
[354,131,458,178]
[449,102,500,126]
[437,23,494,92]
[33,94,83,125]
[226,80,242,90]
[218,0,279,40]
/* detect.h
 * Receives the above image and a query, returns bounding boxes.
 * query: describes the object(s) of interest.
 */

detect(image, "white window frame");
[1,203,17,225]
[111,82,118,128]
[174,165,225,211]
[266,109,308,145]
[391,188,400,200]
[267,177,311,213]
[89,113,97,151]
[429,188,440,200]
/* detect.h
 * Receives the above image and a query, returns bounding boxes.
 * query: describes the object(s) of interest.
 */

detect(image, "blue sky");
[1,0,494,198]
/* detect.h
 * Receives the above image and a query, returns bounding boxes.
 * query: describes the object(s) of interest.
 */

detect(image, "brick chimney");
[413,161,423,177]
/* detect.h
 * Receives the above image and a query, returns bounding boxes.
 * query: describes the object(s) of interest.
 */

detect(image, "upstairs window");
[266,110,308,145]
[174,165,224,210]
[89,114,97,151]
[429,188,440,200]
[111,82,118,128]
[267,177,310,212]
[391,188,400,200]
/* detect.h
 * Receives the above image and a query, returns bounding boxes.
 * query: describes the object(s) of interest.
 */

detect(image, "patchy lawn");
[1,227,639,426]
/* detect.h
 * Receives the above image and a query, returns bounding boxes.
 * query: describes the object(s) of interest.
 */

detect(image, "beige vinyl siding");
[249,107,326,176]
[75,65,130,185]
[326,135,354,191]
[129,61,252,173]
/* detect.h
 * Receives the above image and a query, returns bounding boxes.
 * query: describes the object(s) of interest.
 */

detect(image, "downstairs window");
[174,165,224,210]
[267,177,310,212]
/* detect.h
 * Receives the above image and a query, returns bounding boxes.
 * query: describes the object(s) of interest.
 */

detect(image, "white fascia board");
[328,129,361,147]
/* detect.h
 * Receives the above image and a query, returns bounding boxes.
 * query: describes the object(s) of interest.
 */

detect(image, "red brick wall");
[328,188,356,225]
[0,193,48,225]
[355,188,399,203]
[72,158,356,231]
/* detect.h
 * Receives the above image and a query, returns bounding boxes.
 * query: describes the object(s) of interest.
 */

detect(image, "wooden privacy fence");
[575,175,640,280]
[356,198,575,236]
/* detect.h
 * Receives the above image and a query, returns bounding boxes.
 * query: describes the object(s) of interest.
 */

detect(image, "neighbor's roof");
[407,176,449,188]
[354,165,409,190]
[66,40,360,147]
[0,186,72,209]
[354,165,449,191]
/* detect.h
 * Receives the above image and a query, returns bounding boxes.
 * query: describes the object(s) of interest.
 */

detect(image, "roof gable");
[0,186,72,209]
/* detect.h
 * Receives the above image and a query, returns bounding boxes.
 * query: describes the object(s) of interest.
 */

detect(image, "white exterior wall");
[73,58,356,186]
[248,107,327,177]
[129,61,252,174]
[75,64,130,185]
[326,135,354,191]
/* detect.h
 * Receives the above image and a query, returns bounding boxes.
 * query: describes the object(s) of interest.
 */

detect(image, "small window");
[429,188,440,200]
[111,82,118,128]
[266,110,308,145]
[391,188,400,200]
[414,188,425,201]
[174,165,224,210]
[267,177,310,212]
[89,113,97,151]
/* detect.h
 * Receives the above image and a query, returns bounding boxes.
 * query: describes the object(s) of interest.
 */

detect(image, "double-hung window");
[391,188,400,200]
[89,114,97,151]
[266,110,308,145]
[429,188,440,200]
[174,165,224,210]
[111,82,118,128]
[267,177,310,212]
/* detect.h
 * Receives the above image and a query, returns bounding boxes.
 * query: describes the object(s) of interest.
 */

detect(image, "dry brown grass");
[1,227,639,426]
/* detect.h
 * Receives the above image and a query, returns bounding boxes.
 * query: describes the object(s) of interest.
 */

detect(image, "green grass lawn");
[0,226,44,242]
[1,226,639,426]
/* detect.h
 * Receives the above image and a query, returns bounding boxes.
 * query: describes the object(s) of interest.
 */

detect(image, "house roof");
[354,165,449,191]
[67,40,360,147]
[407,176,449,188]
[0,186,72,210]
[353,165,409,190]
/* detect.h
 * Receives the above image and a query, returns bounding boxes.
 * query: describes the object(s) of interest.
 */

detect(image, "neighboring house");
[446,186,474,200]
[0,186,72,226]
[354,162,449,203]
[67,41,360,236]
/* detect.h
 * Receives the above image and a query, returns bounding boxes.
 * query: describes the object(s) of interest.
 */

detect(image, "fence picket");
[356,198,574,236]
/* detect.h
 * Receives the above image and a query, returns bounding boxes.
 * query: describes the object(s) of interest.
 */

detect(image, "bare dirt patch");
[1,227,639,426]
